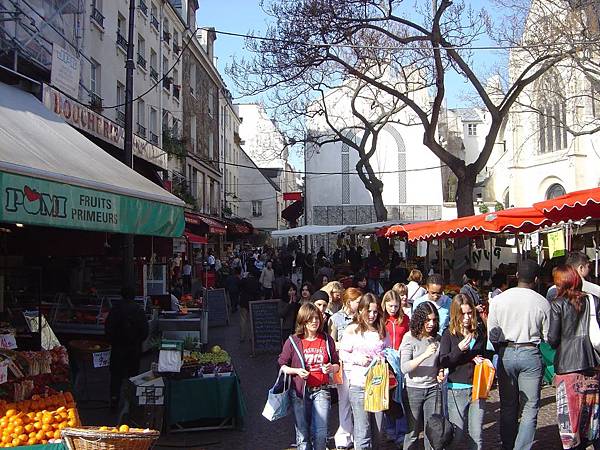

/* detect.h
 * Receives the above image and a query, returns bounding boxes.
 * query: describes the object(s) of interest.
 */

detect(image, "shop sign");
[0,172,184,237]
[93,350,110,368]
[42,85,168,170]
[50,44,81,99]
[173,238,186,253]
[470,246,517,271]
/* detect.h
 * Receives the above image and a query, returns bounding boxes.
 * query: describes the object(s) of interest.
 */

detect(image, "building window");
[149,107,158,144]
[546,183,566,200]
[90,59,100,95]
[252,200,263,217]
[150,49,158,80]
[467,123,477,136]
[137,35,146,69]
[190,115,196,153]
[208,86,214,117]
[90,0,104,28]
[162,109,170,133]
[538,102,567,153]
[116,82,125,125]
[150,3,159,31]
[137,99,145,137]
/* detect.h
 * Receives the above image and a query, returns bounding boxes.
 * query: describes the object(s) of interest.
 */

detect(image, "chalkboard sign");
[249,299,281,355]
[206,288,229,327]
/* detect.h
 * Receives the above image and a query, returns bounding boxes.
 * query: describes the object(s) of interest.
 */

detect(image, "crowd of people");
[236,245,600,450]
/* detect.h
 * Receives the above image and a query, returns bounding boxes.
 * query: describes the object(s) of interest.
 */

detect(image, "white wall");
[238,104,288,168]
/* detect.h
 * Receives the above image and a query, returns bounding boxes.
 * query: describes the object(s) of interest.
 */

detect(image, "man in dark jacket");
[105,286,149,408]
[239,272,260,342]
[224,267,242,312]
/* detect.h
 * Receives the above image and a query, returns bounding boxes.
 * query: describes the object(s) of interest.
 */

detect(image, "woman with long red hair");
[548,265,600,450]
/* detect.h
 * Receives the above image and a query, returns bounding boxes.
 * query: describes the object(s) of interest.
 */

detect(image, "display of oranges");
[0,392,79,447]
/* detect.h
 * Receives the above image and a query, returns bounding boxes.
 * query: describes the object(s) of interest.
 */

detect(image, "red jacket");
[385,315,410,350]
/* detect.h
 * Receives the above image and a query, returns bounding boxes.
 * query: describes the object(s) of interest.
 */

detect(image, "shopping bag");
[472,358,496,401]
[332,360,344,385]
[262,368,292,421]
[364,359,389,412]
[425,386,454,450]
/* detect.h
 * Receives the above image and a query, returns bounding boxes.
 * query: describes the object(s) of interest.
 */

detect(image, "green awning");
[0,82,184,237]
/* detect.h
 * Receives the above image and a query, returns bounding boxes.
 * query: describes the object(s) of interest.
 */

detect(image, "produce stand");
[157,310,208,347]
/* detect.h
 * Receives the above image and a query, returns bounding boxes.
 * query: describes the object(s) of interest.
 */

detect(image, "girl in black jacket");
[439,294,487,450]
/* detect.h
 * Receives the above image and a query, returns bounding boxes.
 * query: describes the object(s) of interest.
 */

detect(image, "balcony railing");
[173,41,180,54]
[137,53,146,69]
[163,31,171,45]
[116,32,128,51]
[116,109,125,126]
[90,8,104,27]
[89,93,103,112]
[150,67,158,81]
[150,15,159,31]
[149,131,158,145]
[162,77,172,91]
[138,0,147,15]
[137,123,146,137]
[173,84,180,100]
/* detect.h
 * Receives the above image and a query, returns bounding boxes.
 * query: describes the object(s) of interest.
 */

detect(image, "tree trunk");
[451,173,477,282]
[371,187,388,222]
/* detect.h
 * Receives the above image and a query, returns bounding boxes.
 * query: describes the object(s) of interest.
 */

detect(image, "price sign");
[92,350,111,368]
[0,364,7,385]
[0,334,17,350]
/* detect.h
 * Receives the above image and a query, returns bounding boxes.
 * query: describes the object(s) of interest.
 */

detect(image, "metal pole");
[123,0,136,290]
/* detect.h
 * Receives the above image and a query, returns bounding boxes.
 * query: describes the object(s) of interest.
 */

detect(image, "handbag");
[262,368,292,421]
[472,358,496,401]
[425,386,455,450]
[588,294,600,352]
[364,359,389,412]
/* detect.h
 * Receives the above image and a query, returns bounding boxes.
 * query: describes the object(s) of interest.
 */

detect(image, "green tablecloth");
[21,444,66,450]
[166,374,246,428]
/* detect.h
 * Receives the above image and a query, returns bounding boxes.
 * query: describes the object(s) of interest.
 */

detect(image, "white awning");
[271,225,349,237]
[0,82,183,206]
[0,82,184,237]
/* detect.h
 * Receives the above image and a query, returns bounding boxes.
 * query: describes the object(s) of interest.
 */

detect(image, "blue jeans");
[348,385,383,450]
[403,385,439,450]
[384,413,407,446]
[291,388,331,450]
[447,388,484,450]
[497,346,543,450]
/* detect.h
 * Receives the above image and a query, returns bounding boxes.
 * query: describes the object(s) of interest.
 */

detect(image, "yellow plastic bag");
[472,358,495,401]
[364,359,389,412]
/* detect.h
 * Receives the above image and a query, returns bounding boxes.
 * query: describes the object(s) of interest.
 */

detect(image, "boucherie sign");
[42,85,168,170]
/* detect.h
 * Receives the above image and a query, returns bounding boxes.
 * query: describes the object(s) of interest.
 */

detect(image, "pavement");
[75,310,566,450]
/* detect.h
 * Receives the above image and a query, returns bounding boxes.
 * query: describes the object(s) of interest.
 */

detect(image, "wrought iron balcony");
[137,123,146,137]
[116,109,125,126]
[138,0,148,15]
[150,67,158,81]
[89,93,103,112]
[116,31,128,51]
[149,131,158,145]
[137,53,146,69]
[90,8,104,27]
[150,15,159,31]
[163,31,171,45]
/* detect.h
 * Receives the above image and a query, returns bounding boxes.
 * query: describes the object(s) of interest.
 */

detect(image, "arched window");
[546,183,566,199]
[382,125,407,204]
[536,73,567,154]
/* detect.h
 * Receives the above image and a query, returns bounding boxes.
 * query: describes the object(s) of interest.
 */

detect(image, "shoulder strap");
[408,285,419,300]
[288,336,306,369]
[325,335,331,361]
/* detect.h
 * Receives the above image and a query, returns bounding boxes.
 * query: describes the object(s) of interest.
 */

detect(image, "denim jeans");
[403,385,439,450]
[383,413,407,446]
[497,346,543,450]
[334,370,354,448]
[291,388,331,450]
[447,388,484,450]
[349,385,383,450]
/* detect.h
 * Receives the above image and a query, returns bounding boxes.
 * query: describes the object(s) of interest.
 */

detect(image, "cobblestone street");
[149,310,565,450]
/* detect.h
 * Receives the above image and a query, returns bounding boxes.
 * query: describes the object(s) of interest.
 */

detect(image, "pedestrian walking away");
[487,259,550,450]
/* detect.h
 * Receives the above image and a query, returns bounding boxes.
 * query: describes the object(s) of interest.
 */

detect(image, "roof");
[450,107,484,123]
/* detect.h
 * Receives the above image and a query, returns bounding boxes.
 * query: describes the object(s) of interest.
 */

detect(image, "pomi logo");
[5,185,67,218]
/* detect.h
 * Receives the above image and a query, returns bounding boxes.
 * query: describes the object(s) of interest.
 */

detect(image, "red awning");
[534,187,600,222]
[282,199,304,225]
[184,212,226,235]
[184,231,208,244]
[386,207,554,241]
[283,192,303,201]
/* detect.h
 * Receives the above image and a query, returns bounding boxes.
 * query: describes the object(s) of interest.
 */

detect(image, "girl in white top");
[339,293,389,450]
[407,269,426,305]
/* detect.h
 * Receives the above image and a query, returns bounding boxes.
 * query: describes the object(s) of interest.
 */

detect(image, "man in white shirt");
[487,259,550,450]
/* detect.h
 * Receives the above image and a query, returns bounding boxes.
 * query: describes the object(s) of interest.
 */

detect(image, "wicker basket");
[61,426,160,450]
[69,340,111,365]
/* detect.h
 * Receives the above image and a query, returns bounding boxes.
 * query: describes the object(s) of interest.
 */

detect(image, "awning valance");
[0,82,184,237]
[184,212,226,235]
[184,231,208,244]
[533,187,600,222]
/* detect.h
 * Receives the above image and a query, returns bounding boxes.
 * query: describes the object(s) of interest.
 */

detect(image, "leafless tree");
[229,0,600,219]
